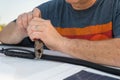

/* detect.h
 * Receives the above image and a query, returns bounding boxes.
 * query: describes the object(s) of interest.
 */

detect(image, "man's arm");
[0,8,41,44]
[0,22,27,44]
[57,38,120,67]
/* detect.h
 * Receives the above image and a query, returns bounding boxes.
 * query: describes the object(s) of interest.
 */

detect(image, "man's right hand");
[0,8,41,44]
[15,8,41,38]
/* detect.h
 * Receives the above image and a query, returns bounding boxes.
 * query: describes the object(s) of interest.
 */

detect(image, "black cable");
[41,54,120,76]
[0,48,35,59]
[0,47,120,76]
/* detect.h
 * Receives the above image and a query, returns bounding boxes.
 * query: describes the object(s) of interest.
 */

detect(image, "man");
[0,0,120,67]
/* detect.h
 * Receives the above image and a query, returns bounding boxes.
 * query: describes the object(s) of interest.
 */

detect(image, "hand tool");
[34,40,43,59]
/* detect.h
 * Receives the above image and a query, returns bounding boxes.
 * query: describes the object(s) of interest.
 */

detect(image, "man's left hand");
[27,17,65,50]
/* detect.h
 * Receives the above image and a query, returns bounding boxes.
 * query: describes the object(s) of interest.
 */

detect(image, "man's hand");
[27,18,64,50]
[15,8,41,38]
[0,8,41,44]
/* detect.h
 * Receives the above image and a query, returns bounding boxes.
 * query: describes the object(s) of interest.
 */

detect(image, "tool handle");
[34,40,43,59]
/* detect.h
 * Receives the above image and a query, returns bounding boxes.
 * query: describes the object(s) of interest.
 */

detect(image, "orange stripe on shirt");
[56,22,112,36]
[66,31,112,40]
[63,30,112,39]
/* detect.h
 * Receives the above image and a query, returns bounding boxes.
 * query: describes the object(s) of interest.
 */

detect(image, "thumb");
[33,8,41,18]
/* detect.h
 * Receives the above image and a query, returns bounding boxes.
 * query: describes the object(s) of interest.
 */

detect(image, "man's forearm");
[0,22,27,44]
[57,38,120,67]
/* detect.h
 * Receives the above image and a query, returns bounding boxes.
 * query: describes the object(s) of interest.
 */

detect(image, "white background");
[0,0,49,24]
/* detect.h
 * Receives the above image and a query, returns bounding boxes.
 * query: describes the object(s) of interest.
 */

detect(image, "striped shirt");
[37,0,120,40]
[18,0,120,47]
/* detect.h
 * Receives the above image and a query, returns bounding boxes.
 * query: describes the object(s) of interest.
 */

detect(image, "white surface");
[0,45,120,80]
[0,53,85,80]
[0,0,50,24]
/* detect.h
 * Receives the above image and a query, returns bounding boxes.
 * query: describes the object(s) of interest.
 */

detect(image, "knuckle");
[33,8,40,17]
[22,13,28,27]
[28,12,33,20]
[16,17,22,25]
[22,13,28,21]
[17,20,22,25]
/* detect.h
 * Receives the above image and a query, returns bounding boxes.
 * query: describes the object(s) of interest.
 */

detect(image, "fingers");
[29,18,46,26]
[28,11,33,23]
[15,8,42,39]
[29,32,42,41]
[27,25,44,36]
[16,13,29,29]
[33,8,41,18]
[27,18,51,41]
[27,18,45,35]
[16,8,41,29]
[16,15,23,28]
[22,13,28,28]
